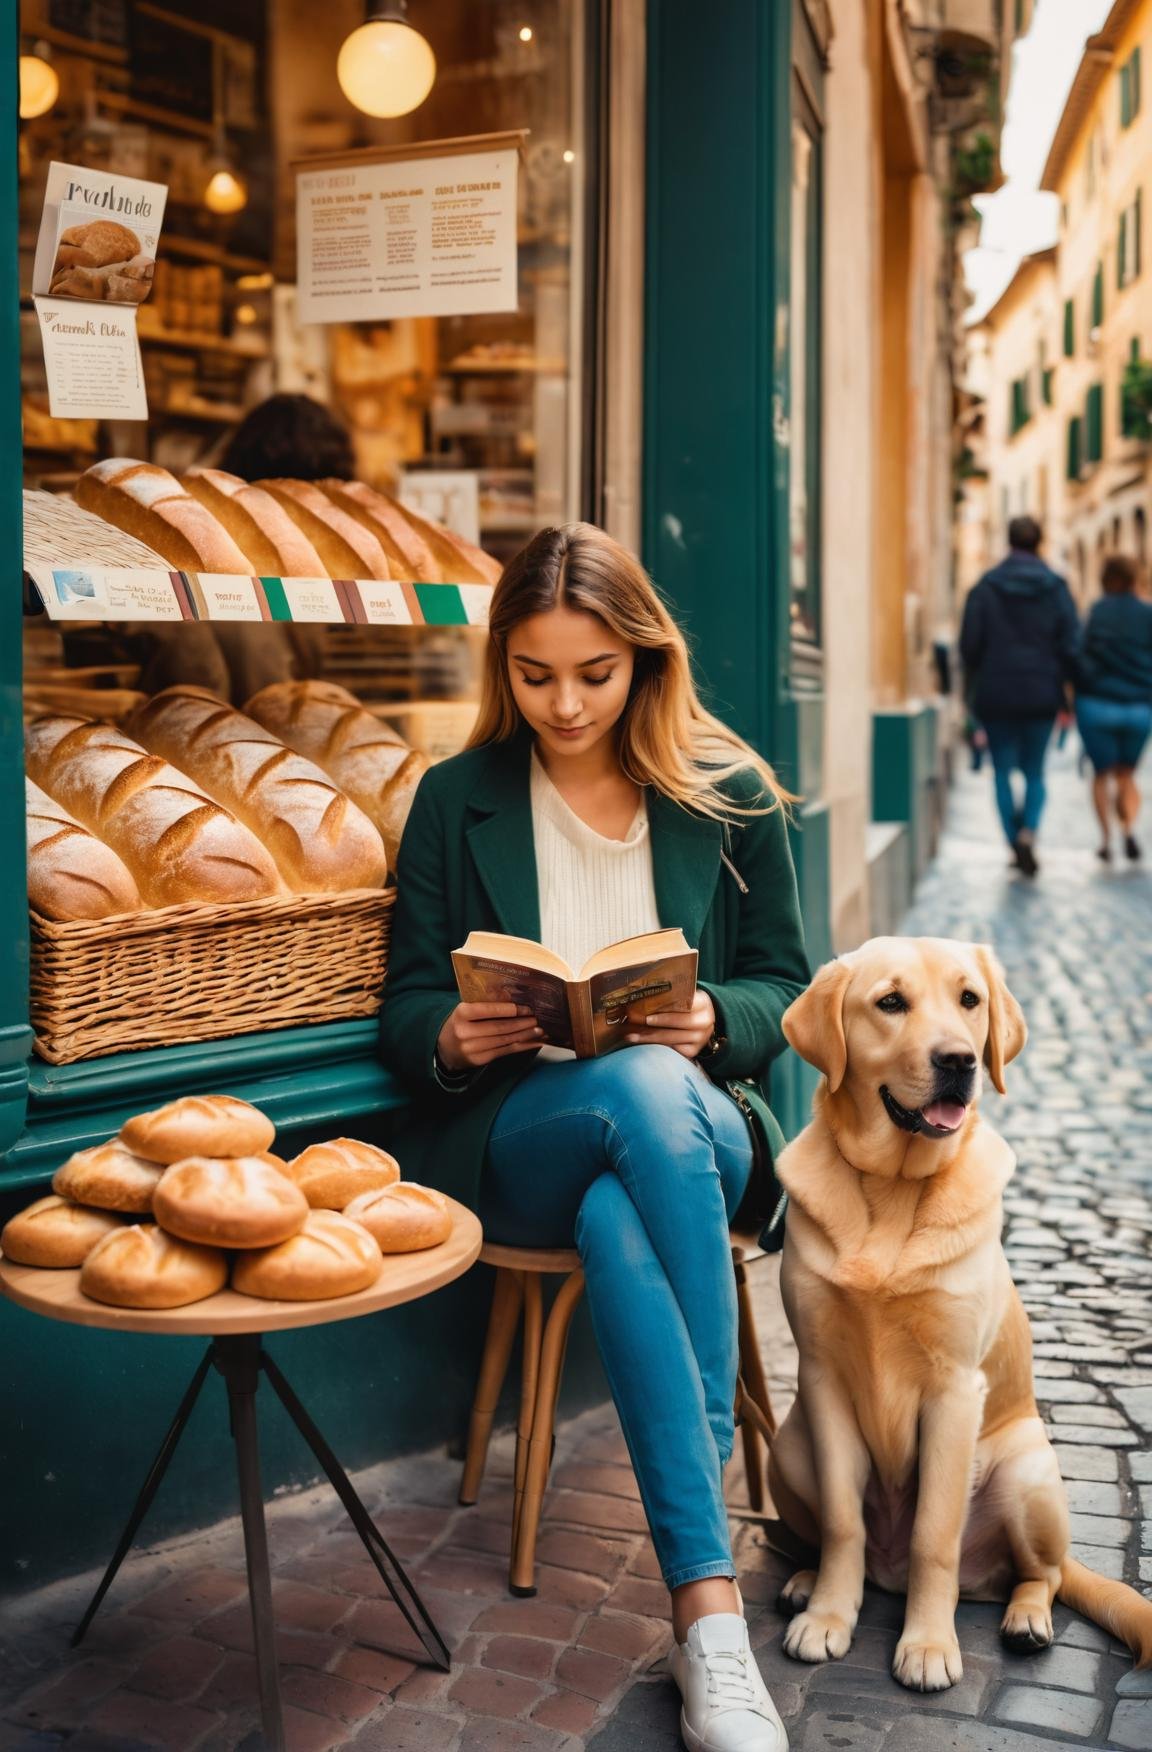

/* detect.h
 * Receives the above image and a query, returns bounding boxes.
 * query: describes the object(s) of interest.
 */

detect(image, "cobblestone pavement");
[0,745,1149,1752]
[594,743,1152,1751]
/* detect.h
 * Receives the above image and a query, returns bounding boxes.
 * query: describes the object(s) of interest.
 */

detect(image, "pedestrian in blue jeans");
[382,523,809,1751]
[1075,554,1152,862]
[960,515,1080,877]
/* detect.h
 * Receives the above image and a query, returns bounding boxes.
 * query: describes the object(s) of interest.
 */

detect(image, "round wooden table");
[0,1200,483,1752]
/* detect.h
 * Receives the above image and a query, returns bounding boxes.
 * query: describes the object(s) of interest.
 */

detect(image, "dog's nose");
[931,1048,977,1074]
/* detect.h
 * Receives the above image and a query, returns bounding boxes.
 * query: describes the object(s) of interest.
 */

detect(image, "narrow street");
[1,745,1150,1752]
[596,742,1152,1751]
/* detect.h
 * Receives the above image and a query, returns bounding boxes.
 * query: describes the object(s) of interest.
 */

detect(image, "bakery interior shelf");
[138,328,271,360]
[2,1020,406,1188]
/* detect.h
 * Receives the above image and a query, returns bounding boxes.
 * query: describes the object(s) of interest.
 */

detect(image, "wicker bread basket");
[30,887,395,1064]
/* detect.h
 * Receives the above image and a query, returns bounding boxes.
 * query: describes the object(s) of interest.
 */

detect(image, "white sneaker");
[670,1612,789,1751]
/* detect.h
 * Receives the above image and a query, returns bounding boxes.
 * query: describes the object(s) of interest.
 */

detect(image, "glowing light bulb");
[562,150,575,164]
[518,26,533,41]
[203,167,249,215]
[337,15,436,118]
[19,54,58,120]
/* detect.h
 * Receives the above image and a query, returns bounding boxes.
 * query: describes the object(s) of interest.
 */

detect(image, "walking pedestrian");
[1075,554,1152,863]
[959,515,1079,876]
[382,523,806,1752]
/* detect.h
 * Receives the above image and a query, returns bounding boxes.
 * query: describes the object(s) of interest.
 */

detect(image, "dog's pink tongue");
[923,1101,968,1132]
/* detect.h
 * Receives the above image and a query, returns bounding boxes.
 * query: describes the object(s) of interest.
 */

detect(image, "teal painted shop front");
[0,0,828,1590]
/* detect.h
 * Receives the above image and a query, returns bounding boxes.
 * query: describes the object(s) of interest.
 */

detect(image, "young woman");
[1075,554,1152,863]
[382,523,808,1752]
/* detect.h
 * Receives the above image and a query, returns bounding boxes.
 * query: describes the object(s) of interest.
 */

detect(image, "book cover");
[452,928,698,1059]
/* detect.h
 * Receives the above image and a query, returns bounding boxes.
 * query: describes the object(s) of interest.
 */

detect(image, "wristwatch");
[700,1029,728,1064]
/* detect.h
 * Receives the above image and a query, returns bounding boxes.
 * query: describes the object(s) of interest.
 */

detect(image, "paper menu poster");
[33,162,167,306]
[296,141,520,325]
[34,297,148,419]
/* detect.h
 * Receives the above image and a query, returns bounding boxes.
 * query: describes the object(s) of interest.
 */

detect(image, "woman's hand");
[625,989,716,1060]
[437,1002,543,1072]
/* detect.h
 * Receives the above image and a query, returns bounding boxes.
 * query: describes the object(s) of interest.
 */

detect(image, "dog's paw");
[999,1605,1053,1652]
[783,1608,854,1663]
[892,1634,963,1692]
[776,1569,817,1618]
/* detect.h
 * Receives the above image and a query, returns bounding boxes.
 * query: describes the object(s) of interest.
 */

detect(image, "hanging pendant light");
[19,42,59,120]
[202,40,248,214]
[337,2,436,119]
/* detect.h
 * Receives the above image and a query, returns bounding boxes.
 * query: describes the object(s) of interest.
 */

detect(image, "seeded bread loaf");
[125,688,387,892]
[26,777,142,920]
[25,716,284,906]
[254,479,390,580]
[76,460,255,574]
[183,469,327,577]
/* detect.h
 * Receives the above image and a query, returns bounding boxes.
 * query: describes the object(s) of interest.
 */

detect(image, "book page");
[579,927,690,981]
[457,931,574,979]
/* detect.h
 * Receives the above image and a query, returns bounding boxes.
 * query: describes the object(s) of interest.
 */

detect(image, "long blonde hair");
[467,522,794,819]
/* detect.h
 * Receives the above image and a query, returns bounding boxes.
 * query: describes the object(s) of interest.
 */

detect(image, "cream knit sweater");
[530,751,660,1060]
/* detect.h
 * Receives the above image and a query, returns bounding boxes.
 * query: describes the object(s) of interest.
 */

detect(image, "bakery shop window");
[21,0,593,743]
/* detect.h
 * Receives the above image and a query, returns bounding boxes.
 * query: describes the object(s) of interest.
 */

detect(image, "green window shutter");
[1042,367,1054,406]
[1120,210,1128,287]
[1136,189,1143,276]
[1067,415,1082,480]
[1063,297,1075,356]
[1133,335,1142,363]
[1093,261,1104,327]
[1122,60,1131,128]
[1086,382,1104,463]
[1135,46,1143,119]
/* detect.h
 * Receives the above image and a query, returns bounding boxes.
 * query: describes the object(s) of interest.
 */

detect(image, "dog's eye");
[960,990,980,1010]
[876,992,908,1014]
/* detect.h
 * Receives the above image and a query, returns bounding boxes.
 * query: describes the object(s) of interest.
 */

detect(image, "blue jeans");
[481,1046,754,1591]
[982,716,1054,846]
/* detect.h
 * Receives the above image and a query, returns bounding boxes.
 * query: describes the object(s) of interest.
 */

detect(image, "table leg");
[72,1344,214,1648]
[260,1349,451,1672]
[215,1334,285,1752]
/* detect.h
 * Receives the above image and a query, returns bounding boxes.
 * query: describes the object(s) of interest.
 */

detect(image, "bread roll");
[183,470,327,577]
[57,220,141,269]
[243,681,424,868]
[317,480,438,583]
[26,778,142,921]
[285,1138,400,1210]
[232,1209,382,1300]
[124,689,387,893]
[122,1095,275,1164]
[53,1141,165,1213]
[25,716,284,907]
[1,1195,123,1268]
[343,1182,451,1253]
[254,480,390,580]
[80,1223,227,1308]
[154,1156,308,1248]
[76,461,255,574]
[389,495,502,585]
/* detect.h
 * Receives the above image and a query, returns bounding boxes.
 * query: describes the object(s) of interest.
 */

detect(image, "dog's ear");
[975,945,1027,1095]
[783,959,854,1093]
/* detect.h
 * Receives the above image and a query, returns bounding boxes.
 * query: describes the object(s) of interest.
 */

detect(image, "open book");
[452,928,698,1059]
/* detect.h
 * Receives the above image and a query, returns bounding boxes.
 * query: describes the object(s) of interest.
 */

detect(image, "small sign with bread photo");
[33,163,167,306]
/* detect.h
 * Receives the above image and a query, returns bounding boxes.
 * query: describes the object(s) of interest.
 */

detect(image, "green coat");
[379,730,810,1241]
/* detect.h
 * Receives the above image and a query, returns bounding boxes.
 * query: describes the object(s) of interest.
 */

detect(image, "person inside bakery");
[381,523,808,1752]
[116,395,355,704]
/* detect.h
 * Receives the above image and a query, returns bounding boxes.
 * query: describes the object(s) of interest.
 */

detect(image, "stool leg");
[510,1268,585,1596]
[460,1268,524,1506]
[734,1259,776,1513]
[511,1273,542,1555]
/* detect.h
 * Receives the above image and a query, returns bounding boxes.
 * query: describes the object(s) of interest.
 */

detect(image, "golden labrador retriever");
[768,936,1152,1692]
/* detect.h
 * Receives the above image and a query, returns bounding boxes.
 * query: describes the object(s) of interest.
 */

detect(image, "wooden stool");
[459,1235,777,1594]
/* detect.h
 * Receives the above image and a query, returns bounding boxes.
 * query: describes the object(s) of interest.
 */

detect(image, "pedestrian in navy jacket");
[960,516,1079,876]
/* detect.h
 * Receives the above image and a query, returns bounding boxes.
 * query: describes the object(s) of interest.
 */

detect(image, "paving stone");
[1111,1699,1152,1749]
[806,1657,993,1717]
[1053,1445,1121,1481]
[81,1690,220,1752]
[1069,1541,1126,1579]
[1067,1511,1132,1545]
[349,1706,461,1750]
[1061,1479,1124,1516]
[797,1712,895,1751]
[993,1682,1104,1737]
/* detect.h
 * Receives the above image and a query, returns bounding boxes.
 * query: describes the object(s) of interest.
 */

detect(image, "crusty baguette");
[244,680,424,872]
[26,777,143,920]
[76,460,255,574]
[125,687,387,892]
[390,494,503,585]
[254,479,390,580]
[183,469,328,577]
[25,716,284,907]
[317,479,438,582]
